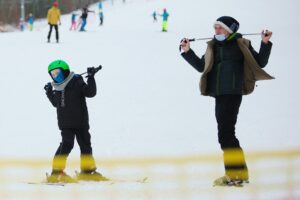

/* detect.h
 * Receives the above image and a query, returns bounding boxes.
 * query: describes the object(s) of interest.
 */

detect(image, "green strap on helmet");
[48,60,70,72]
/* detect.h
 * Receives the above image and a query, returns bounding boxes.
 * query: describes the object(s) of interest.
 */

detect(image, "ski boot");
[47,171,77,183]
[76,169,109,182]
[213,175,249,187]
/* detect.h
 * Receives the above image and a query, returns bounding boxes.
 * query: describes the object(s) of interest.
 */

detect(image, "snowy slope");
[0,0,299,161]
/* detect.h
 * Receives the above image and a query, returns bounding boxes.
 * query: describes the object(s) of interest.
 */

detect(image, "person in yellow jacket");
[47,1,61,43]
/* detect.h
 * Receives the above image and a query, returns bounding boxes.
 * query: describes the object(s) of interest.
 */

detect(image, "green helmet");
[48,60,70,73]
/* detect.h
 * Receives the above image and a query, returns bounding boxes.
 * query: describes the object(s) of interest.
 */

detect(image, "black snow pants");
[215,94,248,180]
[47,24,59,42]
[52,128,96,172]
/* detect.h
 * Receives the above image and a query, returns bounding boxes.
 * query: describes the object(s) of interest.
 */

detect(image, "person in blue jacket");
[98,0,104,26]
[159,8,169,32]
[79,6,95,32]
[70,12,78,31]
[27,13,34,31]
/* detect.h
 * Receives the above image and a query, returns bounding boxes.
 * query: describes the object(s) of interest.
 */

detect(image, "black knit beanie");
[214,16,239,33]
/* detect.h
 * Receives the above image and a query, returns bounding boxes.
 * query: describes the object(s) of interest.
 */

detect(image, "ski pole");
[80,65,102,76]
[180,32,267,51]
[188,33,263,42]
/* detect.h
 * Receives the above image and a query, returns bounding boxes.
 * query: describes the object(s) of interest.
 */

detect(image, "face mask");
[52,69,65,83]
[215,34,226,42]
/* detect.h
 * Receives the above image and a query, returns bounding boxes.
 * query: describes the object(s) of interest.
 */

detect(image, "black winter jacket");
[182,34,272,96]
[47,75,96,130]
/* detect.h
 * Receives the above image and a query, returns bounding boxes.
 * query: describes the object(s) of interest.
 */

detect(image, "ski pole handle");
[80,65,102,76]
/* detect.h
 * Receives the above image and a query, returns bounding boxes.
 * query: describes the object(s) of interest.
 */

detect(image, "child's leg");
[52,129,76,172]
[71,21,76,30]
[75,129,96,171]
[162,20,168,32]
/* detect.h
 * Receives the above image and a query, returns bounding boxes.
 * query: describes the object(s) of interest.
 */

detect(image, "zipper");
[232,73,235,89]
[216,47,223,95]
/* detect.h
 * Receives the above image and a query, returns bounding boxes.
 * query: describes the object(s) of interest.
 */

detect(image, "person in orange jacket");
[47,1,61,43]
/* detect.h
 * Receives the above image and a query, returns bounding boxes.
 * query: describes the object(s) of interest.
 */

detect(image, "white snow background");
[0,0,299,199]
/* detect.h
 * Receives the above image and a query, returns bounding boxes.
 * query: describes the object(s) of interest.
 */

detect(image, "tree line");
[0,0,101,25]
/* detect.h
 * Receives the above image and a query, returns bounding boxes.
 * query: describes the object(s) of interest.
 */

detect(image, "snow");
[0,0,299,199]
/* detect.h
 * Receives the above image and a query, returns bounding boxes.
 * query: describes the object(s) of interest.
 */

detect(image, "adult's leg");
[215,95,248,180]
[80,19,87,31]
[54,25,59,42]
[47,24,53,41]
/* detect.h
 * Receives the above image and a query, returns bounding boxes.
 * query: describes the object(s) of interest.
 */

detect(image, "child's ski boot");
[47,171,77,183]
[76,169,109,182]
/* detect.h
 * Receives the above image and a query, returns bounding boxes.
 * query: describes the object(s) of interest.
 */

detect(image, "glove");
[44,82,53,94]
[86,67,98,78]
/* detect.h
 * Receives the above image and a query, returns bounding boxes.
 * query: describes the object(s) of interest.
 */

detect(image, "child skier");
[70,12,78,31]
[152,11,157,22]
[19,18,25,32]
[98,0,104,26]
[159,8,169,32]
[44,60,108,183]
[27,13,34,31]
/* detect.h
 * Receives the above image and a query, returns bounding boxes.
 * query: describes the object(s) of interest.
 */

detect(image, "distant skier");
[19,18,25,32]
[47,1,61,43]
[27,13,34,31]
[44,60,108,183]
[79,6,95,32]
[98,0,104,26]
[70,12,78,31]
[152,11,157,22]
[159,8,169,32]
[180,16,274,186]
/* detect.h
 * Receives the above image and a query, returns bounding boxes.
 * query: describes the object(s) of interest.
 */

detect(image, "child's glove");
[86,67,98,78]
[44,82,53,94]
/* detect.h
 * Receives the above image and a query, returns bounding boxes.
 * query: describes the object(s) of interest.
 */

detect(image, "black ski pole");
[80,65,102,76]
[188,33,262,42]
[179,32,266,51]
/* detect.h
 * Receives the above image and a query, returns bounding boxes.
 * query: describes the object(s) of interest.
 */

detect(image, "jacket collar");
[52,72,75,91]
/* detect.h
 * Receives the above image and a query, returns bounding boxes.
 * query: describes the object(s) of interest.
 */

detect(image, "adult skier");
[79,6,95,32]
[180,16,274,186]
[44,60,108,183]
[47,1,61,43]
